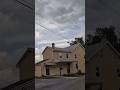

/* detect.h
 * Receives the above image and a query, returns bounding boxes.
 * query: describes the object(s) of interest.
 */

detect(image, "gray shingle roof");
[42,43,84,54]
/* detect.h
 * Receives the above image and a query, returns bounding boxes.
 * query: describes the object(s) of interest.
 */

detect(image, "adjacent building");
[35,43,85,77]
[86,40,120,90]
[16,48,35,80]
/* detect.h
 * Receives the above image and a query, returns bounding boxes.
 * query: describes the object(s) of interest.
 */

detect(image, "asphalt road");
[35,76,85,90]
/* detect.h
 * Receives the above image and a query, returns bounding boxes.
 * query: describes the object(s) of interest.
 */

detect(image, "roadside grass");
[35,76,61,79]
[63,71,85,77]
[35,73,85,79]
[35,70,85,79]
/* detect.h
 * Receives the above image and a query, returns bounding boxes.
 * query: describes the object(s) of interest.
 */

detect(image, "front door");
[67,63,70,74]
[46,66,50,75]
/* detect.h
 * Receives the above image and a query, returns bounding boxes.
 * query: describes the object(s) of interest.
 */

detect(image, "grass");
[35,76,61,79]
[35,70,85,79]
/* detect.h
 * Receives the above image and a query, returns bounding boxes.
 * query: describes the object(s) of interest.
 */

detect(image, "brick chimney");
[52,43,55,48]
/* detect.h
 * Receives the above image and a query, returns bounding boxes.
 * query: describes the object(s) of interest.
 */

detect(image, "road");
[35,76,85,90]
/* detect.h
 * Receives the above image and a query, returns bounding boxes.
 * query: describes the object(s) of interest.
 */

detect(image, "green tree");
[95,25,118,45]
[69,37,85,47]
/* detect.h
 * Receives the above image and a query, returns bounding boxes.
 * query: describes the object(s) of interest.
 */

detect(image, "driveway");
[35,76,85,90]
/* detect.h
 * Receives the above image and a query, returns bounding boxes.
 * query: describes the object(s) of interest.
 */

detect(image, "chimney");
[52,43,55,48]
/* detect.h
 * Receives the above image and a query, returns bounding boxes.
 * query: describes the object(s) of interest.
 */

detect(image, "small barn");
[16,48,35,80]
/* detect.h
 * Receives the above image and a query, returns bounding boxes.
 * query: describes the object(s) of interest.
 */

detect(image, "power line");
[36,22,72,41]
[14,0,79,42]
[22,0,33,6]
[15,0,34,10]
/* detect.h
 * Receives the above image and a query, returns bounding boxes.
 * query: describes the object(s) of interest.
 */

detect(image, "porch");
[44,60,78,76]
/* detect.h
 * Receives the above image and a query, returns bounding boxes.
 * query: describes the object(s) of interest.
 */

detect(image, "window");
[59,53,62,58]
[98,88,102,90]
[116,68,120,77]
[96,72,100,77]
[76,64,78,70]
[96,67,100,77]
[60,66,63,70]
[75,54,77,58]
[60,56,62,58]
[96,67,99,71]
[66,53,69,58]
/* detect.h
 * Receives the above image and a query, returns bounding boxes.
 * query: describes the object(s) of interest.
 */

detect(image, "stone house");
[35,43,85,77]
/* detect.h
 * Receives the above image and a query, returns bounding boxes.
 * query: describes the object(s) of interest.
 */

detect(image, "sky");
[0,0,119,65]
[35,0,85,62]
[0,0,34,88]
[0,0,34,69]
[86,0,120,35]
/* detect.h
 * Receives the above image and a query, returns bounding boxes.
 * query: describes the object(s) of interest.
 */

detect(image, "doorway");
[46,66,50,75]
[67,63,70,74]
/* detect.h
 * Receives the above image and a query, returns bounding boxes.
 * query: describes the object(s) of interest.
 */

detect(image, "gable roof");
[16,48,34,67]
[86,39,120,62]
[35,59,48,65]
[42,43,85,54]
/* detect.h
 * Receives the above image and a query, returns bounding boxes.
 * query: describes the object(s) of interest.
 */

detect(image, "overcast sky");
[35,0,85,62]
[0,0,34,69]
[86,0,120,35]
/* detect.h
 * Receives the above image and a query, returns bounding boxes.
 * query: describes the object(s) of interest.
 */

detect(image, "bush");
[76,70,84,75]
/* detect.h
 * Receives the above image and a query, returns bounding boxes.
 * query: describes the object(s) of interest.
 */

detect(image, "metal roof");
[42,43,84,54]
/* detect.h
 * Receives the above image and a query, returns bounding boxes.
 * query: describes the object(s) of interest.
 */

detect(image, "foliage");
[69,37,85,47]
[86,25,120,52]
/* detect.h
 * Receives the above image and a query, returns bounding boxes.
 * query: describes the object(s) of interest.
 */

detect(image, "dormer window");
[66,53,69,58]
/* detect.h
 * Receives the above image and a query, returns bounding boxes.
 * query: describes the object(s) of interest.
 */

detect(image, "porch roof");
[44,60,77,66]
[55,60,77,63]
[44,62,57,66]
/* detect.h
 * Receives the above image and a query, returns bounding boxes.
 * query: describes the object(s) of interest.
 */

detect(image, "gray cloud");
[36,0,85,25]
[86,0,120,35]
[0,0,34,66]
[35,0,85,62]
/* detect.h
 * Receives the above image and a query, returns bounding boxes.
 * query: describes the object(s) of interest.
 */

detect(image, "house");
[16,48,35,80]
[35,43,85,77]
[0,48,35,90]
[86,40,120,90]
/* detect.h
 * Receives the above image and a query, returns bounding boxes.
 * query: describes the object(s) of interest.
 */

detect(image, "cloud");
[0,0,34,66]
[86,0,120,34]
[35,0,85,62]
[35,0,85,28]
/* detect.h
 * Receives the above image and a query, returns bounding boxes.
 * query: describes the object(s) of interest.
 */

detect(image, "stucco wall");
[35,65,42,77]
[18,51,35,80]
[86,45,120,90]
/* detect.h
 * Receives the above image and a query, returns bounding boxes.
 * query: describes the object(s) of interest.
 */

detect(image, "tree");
[69,37,85,47]
[86,25,120,52]
[95,25,118,45]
